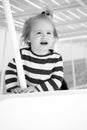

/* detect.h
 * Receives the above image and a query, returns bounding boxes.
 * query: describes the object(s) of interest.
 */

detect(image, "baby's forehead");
[31,18,54,30]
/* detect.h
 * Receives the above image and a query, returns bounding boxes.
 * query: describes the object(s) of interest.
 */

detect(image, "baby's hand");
[23,86,38,93]
[11,87,23,94]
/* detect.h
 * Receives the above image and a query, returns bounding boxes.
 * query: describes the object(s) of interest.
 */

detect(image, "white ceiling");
[0,0,87,39]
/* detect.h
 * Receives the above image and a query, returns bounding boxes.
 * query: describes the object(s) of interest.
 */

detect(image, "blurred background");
[0,0,87,91]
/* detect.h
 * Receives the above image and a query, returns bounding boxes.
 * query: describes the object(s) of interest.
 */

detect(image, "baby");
[5,10,63,93]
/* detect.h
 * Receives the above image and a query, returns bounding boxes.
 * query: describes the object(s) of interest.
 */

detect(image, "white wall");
[55,39,87,61]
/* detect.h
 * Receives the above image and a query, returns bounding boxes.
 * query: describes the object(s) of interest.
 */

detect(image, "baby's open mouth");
[40,42,48,45]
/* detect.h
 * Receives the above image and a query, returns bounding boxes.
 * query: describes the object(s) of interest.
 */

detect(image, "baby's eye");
[47,32,52,35]
[36,32,41,34]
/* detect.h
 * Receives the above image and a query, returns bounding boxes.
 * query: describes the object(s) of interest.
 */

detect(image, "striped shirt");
[5,47,63,92]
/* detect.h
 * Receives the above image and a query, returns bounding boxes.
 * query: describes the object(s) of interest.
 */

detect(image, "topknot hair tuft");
[41,9,53,18]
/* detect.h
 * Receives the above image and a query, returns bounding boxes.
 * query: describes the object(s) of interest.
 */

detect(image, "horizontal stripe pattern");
[25,70,51,81]
[6,70,17,75]
[5,47,63,92]
[23,65,52,75]
[22,54,60,64]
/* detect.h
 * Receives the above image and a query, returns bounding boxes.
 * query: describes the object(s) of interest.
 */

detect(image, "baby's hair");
[41,9,53,17]
[21,10,58,46]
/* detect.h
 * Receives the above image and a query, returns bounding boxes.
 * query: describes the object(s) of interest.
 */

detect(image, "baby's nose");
[42,33,47,39]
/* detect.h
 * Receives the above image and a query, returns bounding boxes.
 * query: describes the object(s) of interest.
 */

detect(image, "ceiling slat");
[0,0,87,38]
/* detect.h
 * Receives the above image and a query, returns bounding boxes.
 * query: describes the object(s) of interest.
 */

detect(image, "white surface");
[0,90,87,130]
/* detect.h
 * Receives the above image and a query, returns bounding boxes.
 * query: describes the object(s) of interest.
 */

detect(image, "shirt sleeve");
[5,58,20,92]
[35,55,64,92]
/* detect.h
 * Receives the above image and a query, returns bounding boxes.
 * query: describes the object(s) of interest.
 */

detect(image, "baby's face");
[29,19,56,55]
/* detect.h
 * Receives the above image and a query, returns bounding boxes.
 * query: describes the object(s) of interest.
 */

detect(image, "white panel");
[0,90,87,130]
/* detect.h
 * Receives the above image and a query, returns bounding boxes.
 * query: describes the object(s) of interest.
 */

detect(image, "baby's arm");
[5,59,38,93]
[35,55,63,92]
[5,58,21,93]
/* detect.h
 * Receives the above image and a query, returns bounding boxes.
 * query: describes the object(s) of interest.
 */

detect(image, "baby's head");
[21,10,58,55]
